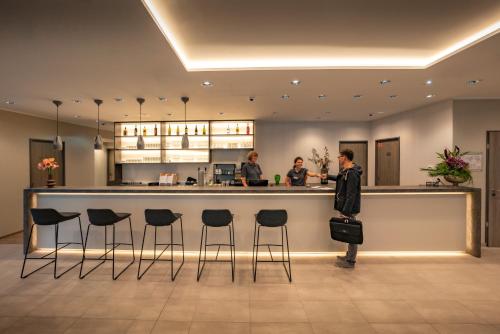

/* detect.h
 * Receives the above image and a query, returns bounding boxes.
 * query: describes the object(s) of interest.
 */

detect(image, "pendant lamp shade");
[181,96,190,149]
[94,99,104,150]
[136,97,145,150]
[52,100,63,151]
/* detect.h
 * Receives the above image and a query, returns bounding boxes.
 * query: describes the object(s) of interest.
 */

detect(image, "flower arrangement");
[421,146,472,185]
[37,158,60,180]
[309,146,331,169]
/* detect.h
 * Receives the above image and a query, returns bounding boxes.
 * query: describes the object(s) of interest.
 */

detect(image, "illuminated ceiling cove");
[142,0,500,71]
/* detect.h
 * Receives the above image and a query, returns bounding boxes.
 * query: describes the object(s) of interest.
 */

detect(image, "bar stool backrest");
[30,208,64,225]
[145,209,178,226]
[256,210,288,227]
[87,209,120,226]
[202,209,232,227]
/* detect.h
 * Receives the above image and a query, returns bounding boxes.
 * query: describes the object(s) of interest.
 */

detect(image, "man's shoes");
[336,255,347,261]
[335,258,355,268]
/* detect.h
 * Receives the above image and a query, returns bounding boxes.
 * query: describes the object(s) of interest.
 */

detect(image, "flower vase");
[444,175,466,187]
[320,167,329,185]
[46,171,56,188]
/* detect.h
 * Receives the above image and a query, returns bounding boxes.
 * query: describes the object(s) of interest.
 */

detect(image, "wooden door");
[29,139,65,187]
[339,141,368,186]
[375,138,400,186]
[487,131,500,246]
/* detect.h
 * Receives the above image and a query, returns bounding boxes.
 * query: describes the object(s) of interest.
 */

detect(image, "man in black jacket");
[322,149,362,268]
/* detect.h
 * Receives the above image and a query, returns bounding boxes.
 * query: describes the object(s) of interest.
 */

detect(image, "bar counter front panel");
[24,185,481,257]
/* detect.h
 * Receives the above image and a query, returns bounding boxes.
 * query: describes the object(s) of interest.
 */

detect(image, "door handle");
[492,190,496,197]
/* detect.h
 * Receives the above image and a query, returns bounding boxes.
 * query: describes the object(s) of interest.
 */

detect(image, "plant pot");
[320,167,329,185]
[444,175,466,186]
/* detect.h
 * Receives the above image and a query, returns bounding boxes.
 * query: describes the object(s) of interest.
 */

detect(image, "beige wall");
[453,99,500,243]
[369,101,454,186]
[255,121,371,179]
[0,109,111,237]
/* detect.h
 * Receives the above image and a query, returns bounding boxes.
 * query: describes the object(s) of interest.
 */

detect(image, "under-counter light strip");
[37,248,466,257]
[141,0,499,71]
[36,191,467,197]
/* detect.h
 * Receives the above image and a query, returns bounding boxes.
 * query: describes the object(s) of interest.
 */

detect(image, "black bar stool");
[197,209,236,282]
[80,209,135,280]
[21,208,84,279]
[252,210,292,282]
[137,209,185,281]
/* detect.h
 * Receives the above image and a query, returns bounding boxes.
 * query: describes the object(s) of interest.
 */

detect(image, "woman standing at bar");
[285,157,322,186]
[241,151,263,187]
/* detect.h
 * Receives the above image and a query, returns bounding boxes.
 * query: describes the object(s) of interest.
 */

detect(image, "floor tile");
[354,301,426,323]
[194,300,250,322]
[371,323,438,333]
[431,323,500,334]
[302,301,366,323]
[311,322,376,334]
[250,322,314,334]
[250,300,308,322]
[151,320,190,334]
[189,321,250,334]
[461,300,500,324]
[409,300,483,324]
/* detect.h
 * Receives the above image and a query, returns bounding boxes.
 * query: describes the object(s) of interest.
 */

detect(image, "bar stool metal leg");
[22,217,84,279]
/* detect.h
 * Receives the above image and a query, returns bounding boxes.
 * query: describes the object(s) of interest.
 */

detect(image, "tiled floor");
[1,244,500,333]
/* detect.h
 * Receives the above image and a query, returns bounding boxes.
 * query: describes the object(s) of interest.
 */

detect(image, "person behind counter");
[285,157,322,186]
[241,151,263,187]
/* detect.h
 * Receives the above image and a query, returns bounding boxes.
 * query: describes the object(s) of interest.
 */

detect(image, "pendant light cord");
[184,102,187,134]
[56,105,59,137]
[97,104,100,135]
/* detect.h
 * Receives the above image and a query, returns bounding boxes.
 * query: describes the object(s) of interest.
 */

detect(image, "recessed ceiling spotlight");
[114,97,124,102]
[369,113,374,117]
[281,94,290,100]
[158,96,167,102]
[325,111,331,114]
[5,100,15,105]
[248,96,256,102]
[290,79,301,86]
[74,115,81,118]
[466,79,482,86]
[353,94,363,99]
[167,113,172,116]
[72,99,81,104]
[425,79,433,85]
[201,81,213,87]
[425,94,435,99]
[124,114,128,118]
[218,112,224,115]
[318,94,327,100]
[272,111,278,115]
[389,95,398,99]
[379,79,391,85]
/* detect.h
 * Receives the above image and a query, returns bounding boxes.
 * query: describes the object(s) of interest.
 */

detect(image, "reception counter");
[23,185,481,257]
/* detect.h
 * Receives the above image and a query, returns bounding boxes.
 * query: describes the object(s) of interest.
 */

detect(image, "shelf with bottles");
[210,121,253,136]
[162,149,210,163]
[115,122,161,137]
[115,135,161,150]
[162,121,209,137]
[163,135,209,149]
[115,149,162,164]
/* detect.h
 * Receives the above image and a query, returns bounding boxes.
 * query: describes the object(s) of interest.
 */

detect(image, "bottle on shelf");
[236,123,240,134]
[134,125,138,136]
[202,124,206,135]
[195,125,198,135]
[226,124,230,134]
[123,126,128,136]
[184,125,188,135]
[154,124,158,136]
[168,124,172,136]
[143,126,147,136]
[176,125,180,136]
[246,123,250,135]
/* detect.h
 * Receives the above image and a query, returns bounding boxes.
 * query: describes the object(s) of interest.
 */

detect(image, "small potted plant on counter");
[309,146,331,185]
[37,157,60,188]
[421,146,472,186]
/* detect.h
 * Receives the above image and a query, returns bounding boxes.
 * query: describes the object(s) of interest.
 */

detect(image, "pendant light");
[181,96,189,149]
[52,100,63,151]
[94,99,103,150]
[136,97,145,149]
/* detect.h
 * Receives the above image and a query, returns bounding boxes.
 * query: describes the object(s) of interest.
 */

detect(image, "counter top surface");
[25,185,479,194]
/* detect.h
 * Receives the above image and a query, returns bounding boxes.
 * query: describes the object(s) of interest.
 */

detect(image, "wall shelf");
[114,120,254,164]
